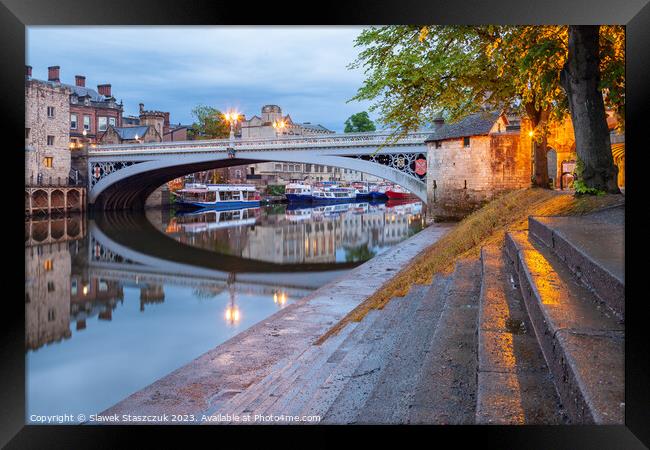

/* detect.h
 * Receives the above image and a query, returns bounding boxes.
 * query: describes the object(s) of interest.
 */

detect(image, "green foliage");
[187,105,230,140]
[349,25,625,136]
[266,185,285,196]
[573,158,606,196]
[344,111,377,133]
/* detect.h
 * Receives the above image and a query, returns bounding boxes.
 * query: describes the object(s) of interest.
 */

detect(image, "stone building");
[25,73,72,186]
[99,125,163,145]
[25,242,72,350]
[425,111,531,220]
[542,111,625,190]
[240,105,334,139]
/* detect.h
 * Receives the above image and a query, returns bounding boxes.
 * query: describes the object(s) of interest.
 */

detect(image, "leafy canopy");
[188,104,230,140]
[344,111,377,133]
[349,25,624,135]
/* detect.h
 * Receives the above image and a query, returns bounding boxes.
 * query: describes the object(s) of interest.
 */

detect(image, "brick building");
[425,111,531,220]
[25,70,72,186]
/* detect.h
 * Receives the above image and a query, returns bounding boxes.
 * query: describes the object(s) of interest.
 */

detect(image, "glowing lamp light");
[225,306,241,324]
[82,284,89,296]
[528,130,534,137]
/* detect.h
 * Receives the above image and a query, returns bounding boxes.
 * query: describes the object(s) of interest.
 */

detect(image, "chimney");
[97,84,112,97]
[25,65,32,79]
[47,66,60,82]
[433,115,445,130]
[75,75,86,87]
[139,103,145,114]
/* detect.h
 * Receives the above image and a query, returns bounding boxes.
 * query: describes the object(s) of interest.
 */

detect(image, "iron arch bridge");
[87,130,431,210]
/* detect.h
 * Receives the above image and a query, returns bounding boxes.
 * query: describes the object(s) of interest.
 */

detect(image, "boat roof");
[204,184,258,191]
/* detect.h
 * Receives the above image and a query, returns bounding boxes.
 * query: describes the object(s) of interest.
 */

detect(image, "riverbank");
[317,188,624,343]
[99,221,453,422]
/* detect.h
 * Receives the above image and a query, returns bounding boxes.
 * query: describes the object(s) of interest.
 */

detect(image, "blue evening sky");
[26,26,376,132]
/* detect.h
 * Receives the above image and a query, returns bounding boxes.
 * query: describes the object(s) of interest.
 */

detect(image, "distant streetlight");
[223,110,241,143]
[272,119,287,138]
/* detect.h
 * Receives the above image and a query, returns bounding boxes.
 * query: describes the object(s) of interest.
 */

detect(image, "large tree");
[344,111,377,132]
[560,26,620,193]
[187,104,230,140]
[350,25,624,190]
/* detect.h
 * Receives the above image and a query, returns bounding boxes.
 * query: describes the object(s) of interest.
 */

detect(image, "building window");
[83,115,91,130]
[25,128,30,139]
[305,164,312,172]
[44,259,53,271]
[70,114,77,129]
[71,279,78,296]
[463,137,470,147]
[47,281,55,292]
[47,106,55,118]
[327,166,332,173]
[43,157,53,168]
[47,309,55,322]
[435,141,442,149]
[47,135,55,146]
[108,117,116,127]
[275,163,282,171]
[98,117,108,131]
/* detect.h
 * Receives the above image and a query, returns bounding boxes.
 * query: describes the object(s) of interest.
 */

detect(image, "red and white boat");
[385,185,414,200]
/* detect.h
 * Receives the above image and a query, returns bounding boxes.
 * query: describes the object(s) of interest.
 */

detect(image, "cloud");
[27,26,377,131]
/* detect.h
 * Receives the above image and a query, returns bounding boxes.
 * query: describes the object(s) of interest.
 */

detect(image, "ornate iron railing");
[89,130,434,155]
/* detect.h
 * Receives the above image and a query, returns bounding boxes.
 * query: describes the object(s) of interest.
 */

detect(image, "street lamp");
[223,110,241,144]
[272,119,287,138]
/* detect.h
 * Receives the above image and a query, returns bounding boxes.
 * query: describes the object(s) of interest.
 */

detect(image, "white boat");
[285,183,313,202]
[173,207,260,231]
[312,187,357,204]
[174,184,261,210]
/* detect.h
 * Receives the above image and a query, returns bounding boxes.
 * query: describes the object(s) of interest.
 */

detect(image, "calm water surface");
[25,200,425,422]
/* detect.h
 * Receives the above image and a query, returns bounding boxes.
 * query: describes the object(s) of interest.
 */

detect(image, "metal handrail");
[89,130,434,154]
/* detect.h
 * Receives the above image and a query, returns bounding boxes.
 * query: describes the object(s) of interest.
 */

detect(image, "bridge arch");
[90,150,428,210]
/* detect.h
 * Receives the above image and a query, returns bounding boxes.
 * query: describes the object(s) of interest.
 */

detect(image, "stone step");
[298,285,431,420]
[475,244,566,425]
[251,293,411,421]
[354,273,455,424]
[406,258,482,424]
[528,209,624,320]
[321,279,439,424]
[505,230,624,424]
[211,320,360,422]
[269,285,431,421]
[257,307,389,420]
[241,319,366,422]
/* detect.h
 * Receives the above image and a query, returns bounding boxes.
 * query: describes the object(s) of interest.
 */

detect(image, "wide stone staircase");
[203,206,624,425]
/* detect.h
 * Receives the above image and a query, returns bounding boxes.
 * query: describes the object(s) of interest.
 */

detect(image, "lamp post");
[272,118,287,138]
[223,110,241,147]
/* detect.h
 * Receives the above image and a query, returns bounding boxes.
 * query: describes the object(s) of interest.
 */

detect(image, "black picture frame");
[2,0,648,447]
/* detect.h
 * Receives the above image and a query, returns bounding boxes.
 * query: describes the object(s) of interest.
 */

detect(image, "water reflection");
[25,200,424,420]
[158,200,424,264]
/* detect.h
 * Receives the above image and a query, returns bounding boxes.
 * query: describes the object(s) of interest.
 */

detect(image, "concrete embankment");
[100,223,453,421]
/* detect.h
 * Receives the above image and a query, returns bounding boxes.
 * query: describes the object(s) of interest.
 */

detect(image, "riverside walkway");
[100,205,624,425]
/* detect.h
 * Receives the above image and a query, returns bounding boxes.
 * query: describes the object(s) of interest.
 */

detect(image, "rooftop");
[425,111,502,142]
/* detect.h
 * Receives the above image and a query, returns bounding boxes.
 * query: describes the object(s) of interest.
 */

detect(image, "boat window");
[206,191,217,202]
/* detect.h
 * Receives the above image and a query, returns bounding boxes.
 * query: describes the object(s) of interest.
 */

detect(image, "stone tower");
[261,104,282,124]
[138,103,165,139]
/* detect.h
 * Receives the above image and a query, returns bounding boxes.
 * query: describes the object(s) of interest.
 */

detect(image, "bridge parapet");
[90,130,434,155]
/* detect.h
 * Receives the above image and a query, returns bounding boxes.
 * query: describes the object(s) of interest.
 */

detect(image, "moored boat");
[285,183,313,202]
[312,186,357,204]
[369,183,390,200]
[352,182,372,199]
[385,185,413,200]
[174,184,261,210]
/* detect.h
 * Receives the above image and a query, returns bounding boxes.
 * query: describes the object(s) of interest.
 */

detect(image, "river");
[25,200,425,422]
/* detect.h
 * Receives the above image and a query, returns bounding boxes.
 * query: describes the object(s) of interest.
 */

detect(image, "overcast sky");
[26,26,376,132]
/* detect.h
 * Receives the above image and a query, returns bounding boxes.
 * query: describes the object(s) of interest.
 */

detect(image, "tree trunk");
[560,25,619,193]
[524,102,550,188]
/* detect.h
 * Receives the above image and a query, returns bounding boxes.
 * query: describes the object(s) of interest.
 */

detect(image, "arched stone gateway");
[87,131,431,210]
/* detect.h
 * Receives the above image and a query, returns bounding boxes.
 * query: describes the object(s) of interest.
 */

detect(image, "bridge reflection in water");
[25,200,425,420]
